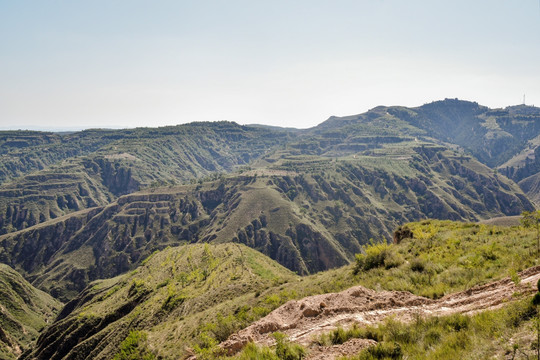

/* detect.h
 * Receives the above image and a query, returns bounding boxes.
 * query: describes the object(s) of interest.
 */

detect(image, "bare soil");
[220,265,540,359]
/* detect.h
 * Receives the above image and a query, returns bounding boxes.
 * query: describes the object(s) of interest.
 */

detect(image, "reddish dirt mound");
[220,265,540,359]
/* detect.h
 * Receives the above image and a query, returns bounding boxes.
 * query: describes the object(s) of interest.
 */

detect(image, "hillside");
[22,220,540,360]
[313,99,540,181]
[2,100,540,241]
[0,129,120,184]
[0,264,62,360]
[222,265,540,359]
[0,141,532,301]
[0,122,293,235]
[20,243,297,360]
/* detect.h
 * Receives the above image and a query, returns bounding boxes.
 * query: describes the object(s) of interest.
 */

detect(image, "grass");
[1,126,532,303]
[113,330,155,360]
[351,220,539,299]
[225,220,540,359]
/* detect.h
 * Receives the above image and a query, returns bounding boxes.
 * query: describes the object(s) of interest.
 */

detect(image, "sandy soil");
[220,265,540,359]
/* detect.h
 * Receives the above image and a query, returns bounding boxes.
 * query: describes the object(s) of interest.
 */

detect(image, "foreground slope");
[24,220,540,359]
[0,264,62,360]
[222,265,540,352]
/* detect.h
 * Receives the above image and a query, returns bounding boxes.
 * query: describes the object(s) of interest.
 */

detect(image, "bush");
[273,332,306,360]
[234,342,279,360]
[355,341,402,359]
[113,331,155,360]
[410,258,426,272]
[354,242,395,274]
[442,314,469,332]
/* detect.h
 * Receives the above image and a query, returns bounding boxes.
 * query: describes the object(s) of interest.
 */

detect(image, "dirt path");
[220,265,540,359]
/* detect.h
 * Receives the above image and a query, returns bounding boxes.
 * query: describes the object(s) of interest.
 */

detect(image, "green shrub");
[234,342,279,360]
[354,242,394,274]
[273,332,306,360]
[353,341,402,360]
[113,331,155,360]
[410,258,425,272]
[442,314,469,332]
[128,279,147,297]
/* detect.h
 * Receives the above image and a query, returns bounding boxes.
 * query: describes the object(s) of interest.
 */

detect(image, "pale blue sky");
[1,0,539,130]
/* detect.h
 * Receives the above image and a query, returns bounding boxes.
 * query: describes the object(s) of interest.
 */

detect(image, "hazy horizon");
[2,1,539,130]
[0,98,538,132]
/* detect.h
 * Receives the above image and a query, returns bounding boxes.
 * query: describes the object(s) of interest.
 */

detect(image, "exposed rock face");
[0,122,294,236]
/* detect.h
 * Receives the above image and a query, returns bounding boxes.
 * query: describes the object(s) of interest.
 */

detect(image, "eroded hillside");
[0,264,62,360]
[0,122,293,235]
[0,142,532,301]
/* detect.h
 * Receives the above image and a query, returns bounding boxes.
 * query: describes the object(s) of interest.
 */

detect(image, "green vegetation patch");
[353,220,539,298]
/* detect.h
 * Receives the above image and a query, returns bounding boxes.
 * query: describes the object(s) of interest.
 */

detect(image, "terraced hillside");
[0,122,293,235]
[301,99,540,204]
[2,99,540,359]
[0,264,62,360]
[0,129,120,184]
[0,141,532,301]
[2,100,540,238]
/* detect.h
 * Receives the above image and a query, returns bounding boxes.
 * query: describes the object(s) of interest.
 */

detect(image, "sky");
[1,1,540,130]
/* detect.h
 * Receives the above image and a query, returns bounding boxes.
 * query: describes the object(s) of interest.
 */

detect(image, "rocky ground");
[221,265,540,359]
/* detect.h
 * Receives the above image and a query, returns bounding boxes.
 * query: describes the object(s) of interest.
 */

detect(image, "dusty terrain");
[221,265,540,359]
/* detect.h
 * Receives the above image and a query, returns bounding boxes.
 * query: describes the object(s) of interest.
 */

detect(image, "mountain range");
[1,99,540,359]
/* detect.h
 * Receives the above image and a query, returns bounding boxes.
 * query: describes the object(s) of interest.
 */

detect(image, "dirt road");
[221,265,540,359]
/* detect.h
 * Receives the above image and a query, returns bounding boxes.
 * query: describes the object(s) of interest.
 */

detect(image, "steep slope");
[0,129,120,185]
[0,264,62,360]
[519,172,540,206]
[20,243,296,360]
[2,100,539,239]
[310,99,540,203]
[0,142,532,301]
